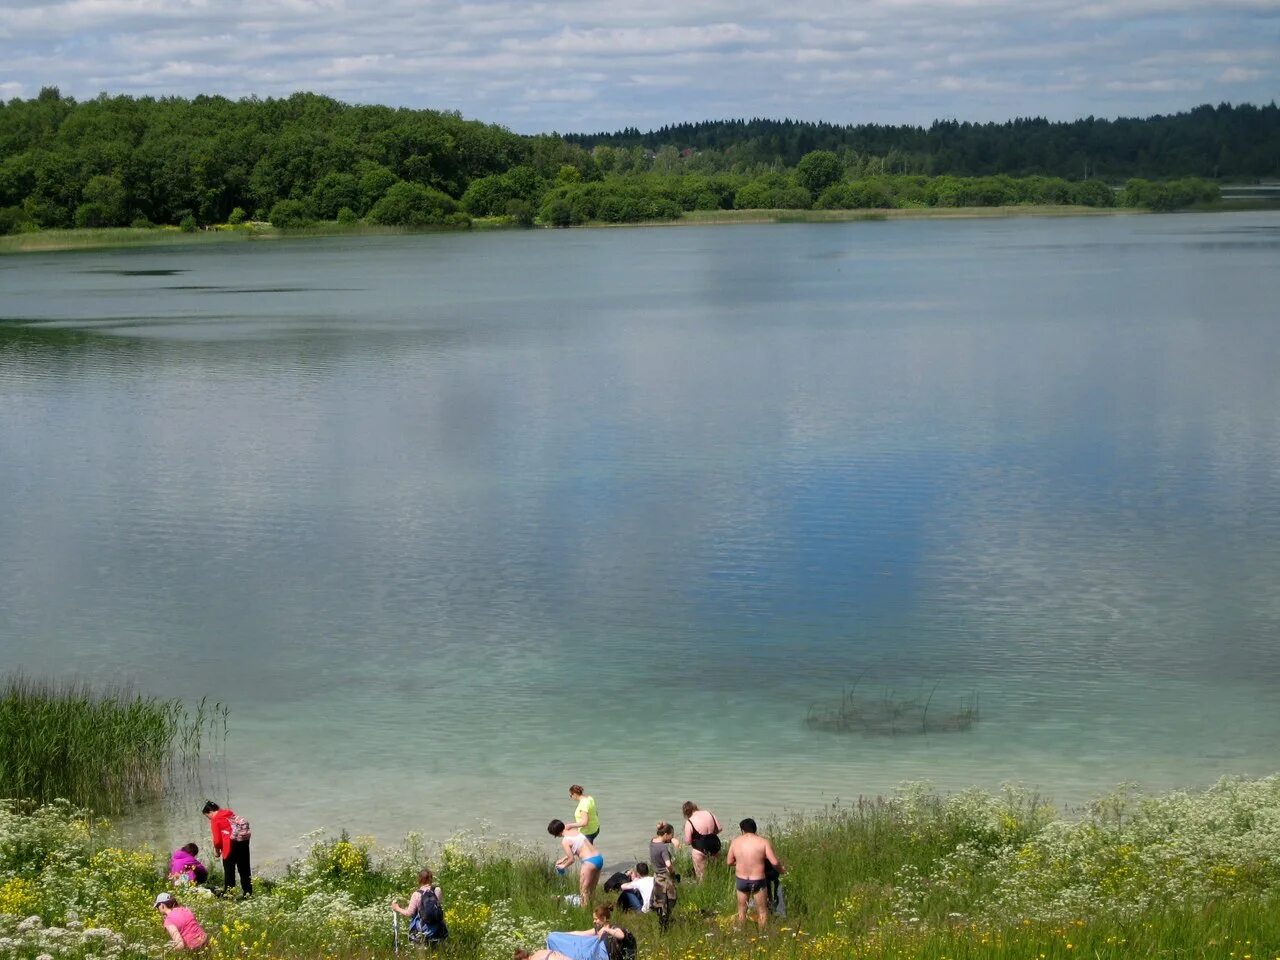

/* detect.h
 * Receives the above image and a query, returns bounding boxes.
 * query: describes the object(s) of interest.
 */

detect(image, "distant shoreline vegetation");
[1,89,1272,237]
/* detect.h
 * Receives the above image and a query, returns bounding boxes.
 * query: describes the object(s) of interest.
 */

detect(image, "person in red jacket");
[202,800,252,896]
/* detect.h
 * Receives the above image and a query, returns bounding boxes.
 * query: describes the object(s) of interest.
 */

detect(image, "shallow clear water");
[2,212,1280,864]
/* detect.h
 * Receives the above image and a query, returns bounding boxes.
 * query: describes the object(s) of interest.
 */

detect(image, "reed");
[0,674,209,811]
[806,677,979,736]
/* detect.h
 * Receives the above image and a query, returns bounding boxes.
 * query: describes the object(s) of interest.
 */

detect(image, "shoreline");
[2,775,1278,960]
[4,202,1271,256]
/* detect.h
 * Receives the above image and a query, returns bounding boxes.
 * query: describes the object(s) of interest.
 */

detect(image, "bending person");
[168,843,208,886]
[153,892,207,951]
[202,800,252,896]
[549,818,604,904]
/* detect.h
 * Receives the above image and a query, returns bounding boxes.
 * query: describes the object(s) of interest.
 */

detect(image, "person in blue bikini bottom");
[549,819,604,904]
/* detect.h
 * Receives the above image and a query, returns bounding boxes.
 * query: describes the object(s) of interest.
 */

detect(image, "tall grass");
[3,779,1280,960]
[0,675,212,811]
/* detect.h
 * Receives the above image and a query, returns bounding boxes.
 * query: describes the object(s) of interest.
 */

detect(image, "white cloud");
[1218,66,1266,81]
[0,0,1276,130]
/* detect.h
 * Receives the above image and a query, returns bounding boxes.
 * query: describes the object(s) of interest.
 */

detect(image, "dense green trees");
[460,165,547,216]
[0,89,531,231]
[0,89,1250,234]
[813,174,1125,210]
[569,103,1280,179]
[537,178,682,225]
[734,172,812,209]
[795,150,843,194]
[366,181,462,226]
[1120,177,1221,211]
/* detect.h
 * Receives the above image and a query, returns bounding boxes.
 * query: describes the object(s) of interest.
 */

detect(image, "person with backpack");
[202,800,252,896]
[391,869,448,946]
[681,801,723,880]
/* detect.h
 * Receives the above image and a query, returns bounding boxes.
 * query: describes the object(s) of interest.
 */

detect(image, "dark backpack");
[606,929,637,960]
[415,888,446,932]
[602,871,630,893]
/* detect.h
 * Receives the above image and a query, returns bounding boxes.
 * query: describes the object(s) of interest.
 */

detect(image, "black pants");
[222,839,252,895]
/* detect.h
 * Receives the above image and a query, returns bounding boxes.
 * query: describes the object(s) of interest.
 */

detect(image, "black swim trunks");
[736,877,768,894]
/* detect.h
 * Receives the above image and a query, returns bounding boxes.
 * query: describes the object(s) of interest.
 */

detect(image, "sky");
[0,0,1277,134]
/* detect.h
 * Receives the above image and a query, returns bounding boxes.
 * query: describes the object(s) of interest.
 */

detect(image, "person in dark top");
[648,822,678,930]
[681,801,722,880]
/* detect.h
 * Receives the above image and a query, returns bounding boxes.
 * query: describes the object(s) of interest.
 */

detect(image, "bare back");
[726,833,776,880]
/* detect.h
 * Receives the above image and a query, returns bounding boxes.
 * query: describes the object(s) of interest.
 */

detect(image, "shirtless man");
[725,818,782,930]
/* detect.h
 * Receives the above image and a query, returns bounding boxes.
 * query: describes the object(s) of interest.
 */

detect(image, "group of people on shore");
[153,787,784,955]
[151,801,253,950]
[546,787,785,935]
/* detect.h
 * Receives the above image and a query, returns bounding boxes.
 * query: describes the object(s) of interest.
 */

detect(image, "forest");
[569,102,1280,179]
[0,89,1262,234]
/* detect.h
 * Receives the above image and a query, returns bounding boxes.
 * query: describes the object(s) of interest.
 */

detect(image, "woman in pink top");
[154,892,207,950]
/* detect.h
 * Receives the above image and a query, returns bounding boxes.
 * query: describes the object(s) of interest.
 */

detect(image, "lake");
[2,212,1279,864]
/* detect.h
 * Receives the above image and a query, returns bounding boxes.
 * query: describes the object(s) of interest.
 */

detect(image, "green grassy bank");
[3,776,1280,960]
[0,221,421,255]
[0,204,1149,255]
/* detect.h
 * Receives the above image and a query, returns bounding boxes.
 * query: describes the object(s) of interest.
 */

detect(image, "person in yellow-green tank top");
[568,784,599,841]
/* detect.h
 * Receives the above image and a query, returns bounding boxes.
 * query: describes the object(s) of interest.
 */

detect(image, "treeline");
[568,102,1280,179]
[0,88,1238,234]
[498,169,1217,226]
[0,88,586,233]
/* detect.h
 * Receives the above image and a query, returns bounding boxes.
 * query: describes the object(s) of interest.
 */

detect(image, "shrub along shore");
[0,198,1214,256]
[2,777,1279,960]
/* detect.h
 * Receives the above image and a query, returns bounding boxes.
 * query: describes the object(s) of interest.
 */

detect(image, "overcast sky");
[1,0,1277,133]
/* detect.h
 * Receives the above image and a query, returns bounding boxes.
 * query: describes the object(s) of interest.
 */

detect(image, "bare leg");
[692,849,707,880]
[735,889,748,927]
[753,888,768,930]
[580,862,600,903]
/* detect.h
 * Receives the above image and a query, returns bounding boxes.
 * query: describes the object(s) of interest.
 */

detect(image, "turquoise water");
[2,212,1279,863]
